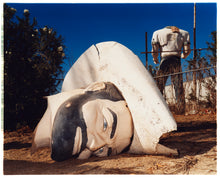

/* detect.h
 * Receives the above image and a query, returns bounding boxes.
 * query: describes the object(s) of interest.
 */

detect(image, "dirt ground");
[3,108,217,175]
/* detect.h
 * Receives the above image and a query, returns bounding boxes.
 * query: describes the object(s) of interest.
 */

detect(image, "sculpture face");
[50,83,133,161]
[82,99,133,158]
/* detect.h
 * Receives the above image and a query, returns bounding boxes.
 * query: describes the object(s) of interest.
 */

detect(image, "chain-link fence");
[159,66,216,114]
[142,45,216,114]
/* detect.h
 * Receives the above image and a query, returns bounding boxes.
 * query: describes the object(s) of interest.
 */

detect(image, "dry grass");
[4,109,216,175]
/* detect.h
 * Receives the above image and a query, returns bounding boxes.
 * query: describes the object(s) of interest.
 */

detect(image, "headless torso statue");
[151,26,191,114]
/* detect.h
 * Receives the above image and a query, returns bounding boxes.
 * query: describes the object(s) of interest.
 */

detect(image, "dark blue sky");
[8,3,217,77]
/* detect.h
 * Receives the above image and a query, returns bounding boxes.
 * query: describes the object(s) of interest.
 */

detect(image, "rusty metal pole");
[192,3,198,113]
[145,32,148,69]
[193,3,197,58]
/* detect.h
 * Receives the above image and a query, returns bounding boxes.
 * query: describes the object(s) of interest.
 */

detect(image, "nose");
[87,133,108,151]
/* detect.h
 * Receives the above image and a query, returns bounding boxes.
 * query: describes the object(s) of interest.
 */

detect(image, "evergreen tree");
[4,4,66,130]
[204,31,216,108]
[206,31,216,74]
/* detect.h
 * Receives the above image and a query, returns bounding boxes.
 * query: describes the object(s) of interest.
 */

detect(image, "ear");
[85,82,106,92]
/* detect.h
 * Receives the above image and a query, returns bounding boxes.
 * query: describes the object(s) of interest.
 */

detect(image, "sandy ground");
[3,109,217,175]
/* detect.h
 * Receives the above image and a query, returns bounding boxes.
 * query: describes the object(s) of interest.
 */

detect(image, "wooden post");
[145,32,148,69]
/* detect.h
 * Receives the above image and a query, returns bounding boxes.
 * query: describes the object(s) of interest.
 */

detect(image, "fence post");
[192,3,198,113]
[145,32,148,69]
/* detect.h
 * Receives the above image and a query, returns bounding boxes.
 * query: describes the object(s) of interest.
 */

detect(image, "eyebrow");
[107,108,117,139]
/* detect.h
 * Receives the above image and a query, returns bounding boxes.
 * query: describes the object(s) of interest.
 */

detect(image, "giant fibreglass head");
[31,41,177,161]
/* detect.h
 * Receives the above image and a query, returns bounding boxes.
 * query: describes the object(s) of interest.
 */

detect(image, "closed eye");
[103,117,108,131]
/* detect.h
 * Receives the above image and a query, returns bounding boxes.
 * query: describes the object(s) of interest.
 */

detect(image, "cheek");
[112,138,132,155]
[110,104,133,152]
[81,101,106,132]
[82,103,111,150]
[115,120,133,142]
[117,107,133,137]
[81,103,97,126]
